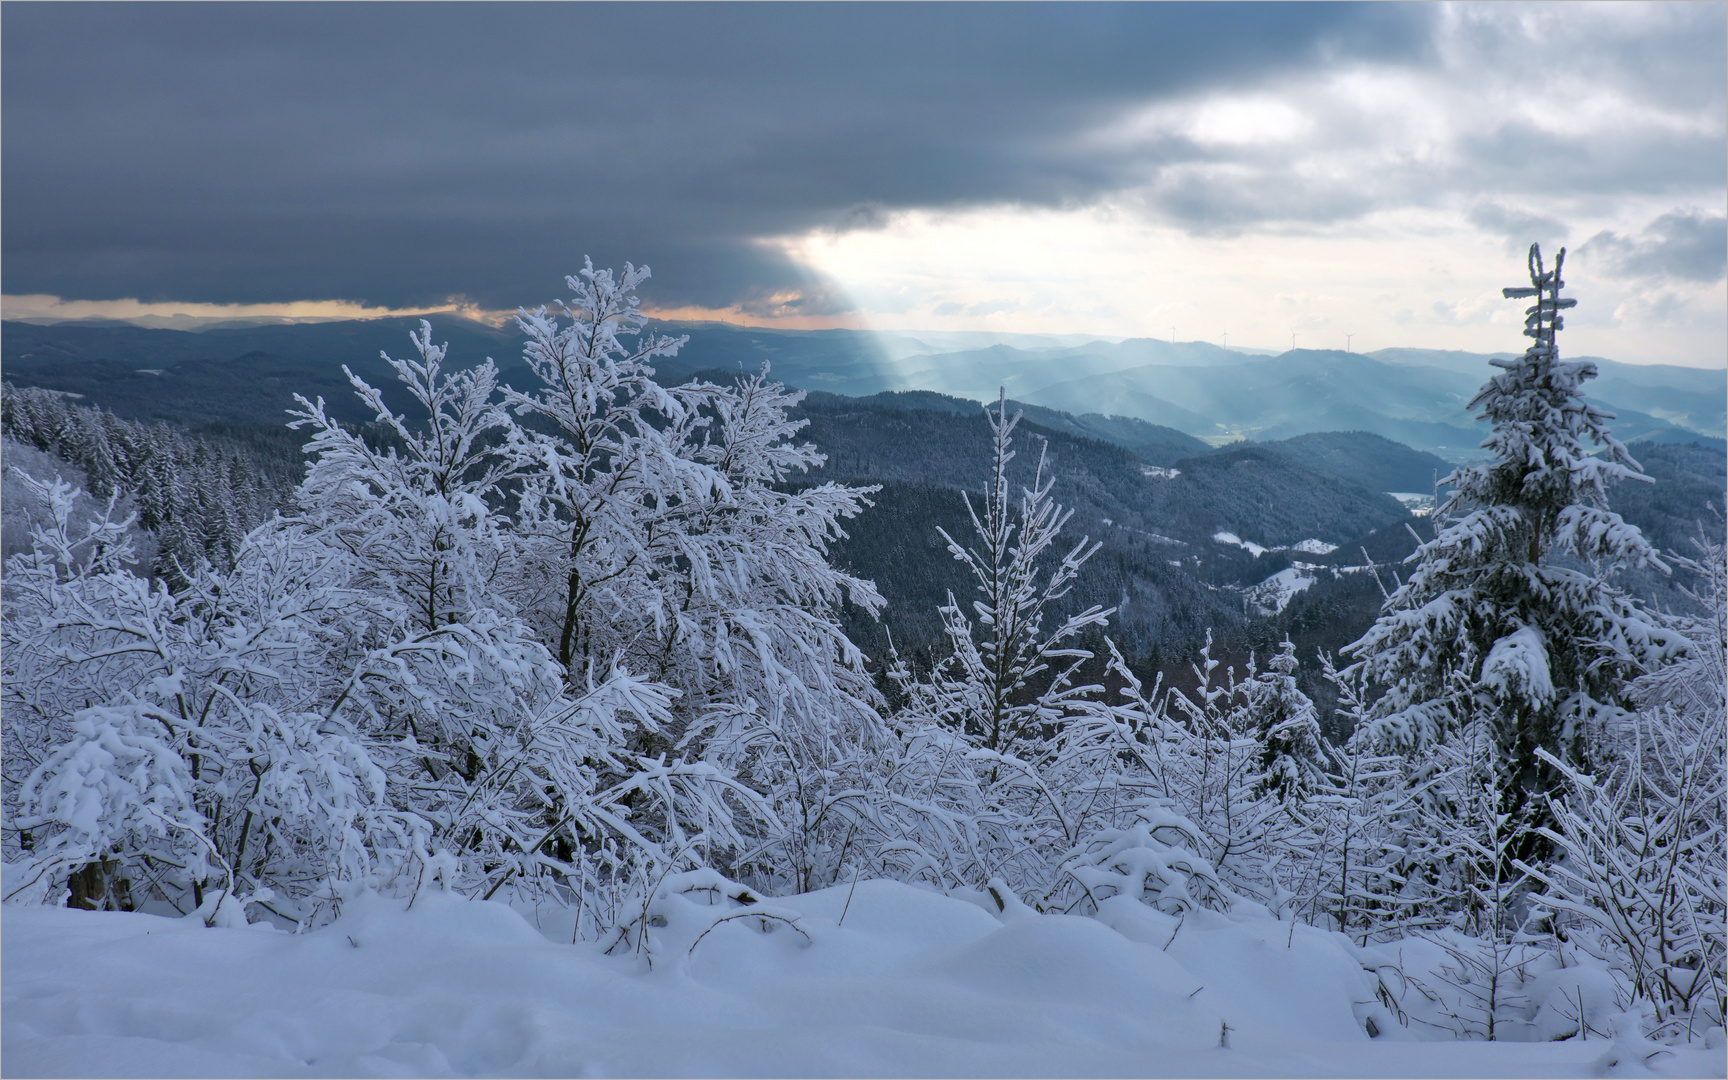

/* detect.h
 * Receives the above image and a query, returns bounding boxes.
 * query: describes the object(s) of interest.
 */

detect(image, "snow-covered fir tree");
[897,392,1110,758]
[1348,243,1685,865]
[1238,638,1332,804]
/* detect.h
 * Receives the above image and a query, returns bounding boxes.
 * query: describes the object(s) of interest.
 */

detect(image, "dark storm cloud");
[1580,212,1728,285]
[1,2,1432,310]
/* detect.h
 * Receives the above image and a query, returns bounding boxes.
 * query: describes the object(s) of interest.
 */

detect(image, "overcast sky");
[4,2,1724,364]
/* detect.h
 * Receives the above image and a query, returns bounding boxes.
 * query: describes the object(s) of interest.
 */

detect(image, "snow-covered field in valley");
[5,878,1720,1079]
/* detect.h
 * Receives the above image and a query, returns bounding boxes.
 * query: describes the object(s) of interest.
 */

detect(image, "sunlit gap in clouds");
[631,260,924,394]
[773,199,1727,369]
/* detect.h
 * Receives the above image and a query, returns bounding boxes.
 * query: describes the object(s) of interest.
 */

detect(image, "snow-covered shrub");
[1062,801,1228,916]
[13,701,210,904]
[1308,654,1428,940]
[1143,635,1328,916]
[877,404,1331,921]
[1525,717,1726,1039]
[1389,927,1548,1041]
[287,321,775,908]
[1,474,403,920]
[3,474,165,822]
[5,265,892,928]
[600,865,812,971]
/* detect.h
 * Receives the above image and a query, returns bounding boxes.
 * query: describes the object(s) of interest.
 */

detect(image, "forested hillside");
[1,385,299,579]
[7,330,1718,720]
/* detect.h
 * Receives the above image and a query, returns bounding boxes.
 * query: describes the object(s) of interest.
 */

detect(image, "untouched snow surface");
[3,880,1720,1079]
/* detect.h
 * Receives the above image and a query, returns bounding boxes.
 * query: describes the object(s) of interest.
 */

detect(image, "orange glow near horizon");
[0,293,880,333]
[0,293,513,327]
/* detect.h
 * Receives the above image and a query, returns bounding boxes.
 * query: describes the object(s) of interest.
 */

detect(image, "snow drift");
[5,873,1721,1079]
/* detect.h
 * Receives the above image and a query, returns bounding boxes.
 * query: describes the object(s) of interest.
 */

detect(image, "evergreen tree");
[899,391,1110,757]
[1239,638,1330,804]
[1349,243,1685,864]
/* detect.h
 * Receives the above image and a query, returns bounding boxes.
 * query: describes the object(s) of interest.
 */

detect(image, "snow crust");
[6,877,1719,1078]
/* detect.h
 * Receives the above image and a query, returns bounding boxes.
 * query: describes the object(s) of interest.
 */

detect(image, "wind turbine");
[1345,332,1354,353]
[1290,331,1299,352]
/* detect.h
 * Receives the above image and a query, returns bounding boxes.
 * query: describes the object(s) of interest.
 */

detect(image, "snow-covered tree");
[1348,243,1685,865]
[674,369,893,892]
[1238,639,1331,804]
[499,261,703,674]
[898,392,1110,758]
[499,264,887,891]
[877,393,1115,897]
[286,322,768,907]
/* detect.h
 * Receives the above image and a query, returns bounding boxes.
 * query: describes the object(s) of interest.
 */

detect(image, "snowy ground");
[1210,533,1338,559]
[3,878,1721,1079]
[1241,567,1319,616]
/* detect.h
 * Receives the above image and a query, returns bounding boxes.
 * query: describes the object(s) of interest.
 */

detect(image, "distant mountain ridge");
[5,318,1722,462]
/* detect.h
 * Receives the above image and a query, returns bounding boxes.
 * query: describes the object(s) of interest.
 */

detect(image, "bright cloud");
[780,199,1723,365]
[770,3,1725,366]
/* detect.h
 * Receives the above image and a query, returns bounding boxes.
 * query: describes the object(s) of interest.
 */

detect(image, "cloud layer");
[1,2,1426,309]
[2,1,1722,361]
